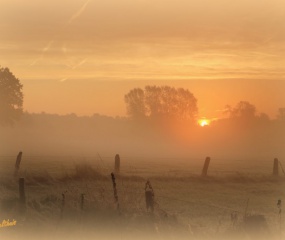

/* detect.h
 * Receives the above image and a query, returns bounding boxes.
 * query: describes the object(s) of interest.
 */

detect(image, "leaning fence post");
[19,177,26,213]
[201,157,211,176]
[114,154,120,173]
[14,151,23,177]
[111,172,119,210]
[273,158,279,176]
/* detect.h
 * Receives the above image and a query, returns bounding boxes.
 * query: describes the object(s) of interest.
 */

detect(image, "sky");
[1,0,285,118]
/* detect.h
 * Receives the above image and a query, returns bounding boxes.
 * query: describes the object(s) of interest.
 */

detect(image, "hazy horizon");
[1,0,285,119]
[21,78,285,120]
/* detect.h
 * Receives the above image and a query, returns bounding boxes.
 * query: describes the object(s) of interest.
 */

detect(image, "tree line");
[1,66,285,125]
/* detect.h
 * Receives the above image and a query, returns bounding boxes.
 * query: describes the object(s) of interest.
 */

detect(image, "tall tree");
[124,88,146,120]
[125,85,198,121]
[0,67,23,125]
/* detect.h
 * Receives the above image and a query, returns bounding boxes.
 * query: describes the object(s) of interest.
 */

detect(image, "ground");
[0,156,284,240]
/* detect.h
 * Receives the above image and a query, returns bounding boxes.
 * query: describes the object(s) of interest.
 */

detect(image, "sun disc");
[198,119,210,127]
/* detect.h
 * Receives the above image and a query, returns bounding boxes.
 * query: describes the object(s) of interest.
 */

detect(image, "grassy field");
[0,155,285,240]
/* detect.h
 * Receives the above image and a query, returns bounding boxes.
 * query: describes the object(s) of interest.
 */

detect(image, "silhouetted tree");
[258,112,270,122]
[224,101,272,127]
[125,85,198,121]
[225,101,256,119]
[0,67,23,125]
[124,88,146,120]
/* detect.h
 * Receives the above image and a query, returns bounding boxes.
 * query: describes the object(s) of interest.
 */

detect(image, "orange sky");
[1,0,285,118]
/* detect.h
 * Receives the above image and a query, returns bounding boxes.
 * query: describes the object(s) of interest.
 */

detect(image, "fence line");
[1,154,283,221]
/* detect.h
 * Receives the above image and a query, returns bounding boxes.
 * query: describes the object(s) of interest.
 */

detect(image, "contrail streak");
[42,40,54,53]
[72,58,87,69]
[60,77,68,82]
[68,0,91,24]
[30,0,91,67]
[30,40,54,66]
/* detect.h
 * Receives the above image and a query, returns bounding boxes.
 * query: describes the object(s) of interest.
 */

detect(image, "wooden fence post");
[201,157,211,176]
[60,193,65,218]
[111,172,119,210]
[145,180,154,212]
[14,151,23,177]
[277,199,282,234]
[273,158,279,176]
[80,194,85,211]
[115,154,120,173]
[19,177,26,213]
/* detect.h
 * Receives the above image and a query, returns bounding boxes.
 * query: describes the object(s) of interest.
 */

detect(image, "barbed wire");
[1,155,283,218]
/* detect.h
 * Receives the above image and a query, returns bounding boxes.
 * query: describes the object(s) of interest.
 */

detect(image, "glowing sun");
[198,119,210,127]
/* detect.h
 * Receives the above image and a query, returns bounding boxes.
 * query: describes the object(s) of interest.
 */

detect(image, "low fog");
[1,111,284,162]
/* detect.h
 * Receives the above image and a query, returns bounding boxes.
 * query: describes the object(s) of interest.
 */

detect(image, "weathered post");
[231,211,238,228]
[114,154,120,173]
[19,178,26,213]
[145,180,154,212]
[277,199,282,234]
[60,193,65,218]
[80,194,85,211]
[14,151,23,177]
[273,158,279,176]
[111,172,119,210]
[201,157,211,176]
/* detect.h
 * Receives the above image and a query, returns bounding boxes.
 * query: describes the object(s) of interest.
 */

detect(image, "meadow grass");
[0,156,284,239]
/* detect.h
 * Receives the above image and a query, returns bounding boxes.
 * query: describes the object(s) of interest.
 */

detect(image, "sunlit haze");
[0,0,285,118]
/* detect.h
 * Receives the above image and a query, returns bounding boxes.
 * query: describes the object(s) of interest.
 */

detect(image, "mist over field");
[1,83,285,240]
[1,111,284,162]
